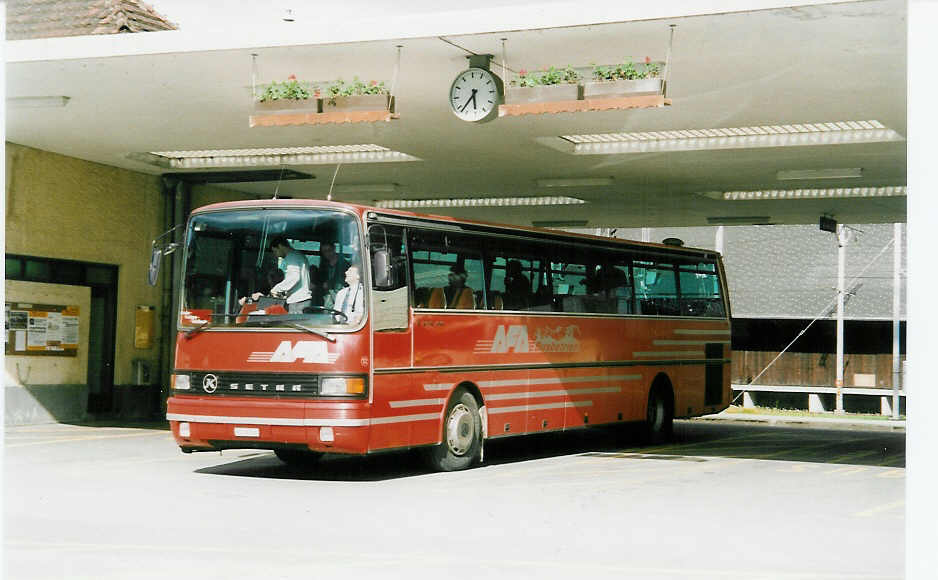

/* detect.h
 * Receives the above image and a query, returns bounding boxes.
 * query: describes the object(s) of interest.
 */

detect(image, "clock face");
[449,67,502,123]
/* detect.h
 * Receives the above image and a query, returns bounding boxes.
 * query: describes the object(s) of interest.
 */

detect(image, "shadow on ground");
[192,420,905,482]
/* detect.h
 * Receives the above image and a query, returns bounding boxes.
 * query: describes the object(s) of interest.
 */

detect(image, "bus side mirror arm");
[147,225,183,286]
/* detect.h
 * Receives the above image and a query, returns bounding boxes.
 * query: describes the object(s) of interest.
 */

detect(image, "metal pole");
[715,225,725,255]
[390,45,402,112]
[892,223,902,419]
[835,225,847,414]
[664,24,676,98]
[251,53,258,102]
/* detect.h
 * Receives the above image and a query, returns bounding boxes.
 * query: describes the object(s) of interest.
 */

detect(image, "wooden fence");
[732,351,905,389]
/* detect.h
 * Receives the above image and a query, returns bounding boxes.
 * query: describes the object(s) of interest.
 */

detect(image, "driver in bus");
[245,236,313,314]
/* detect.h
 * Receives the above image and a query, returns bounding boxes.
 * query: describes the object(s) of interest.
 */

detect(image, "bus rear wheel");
[427,390,482,472]
[643,386,673,444]
[274,449,322,466]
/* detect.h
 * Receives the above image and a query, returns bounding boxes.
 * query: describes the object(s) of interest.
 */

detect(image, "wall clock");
[449,58,503,123]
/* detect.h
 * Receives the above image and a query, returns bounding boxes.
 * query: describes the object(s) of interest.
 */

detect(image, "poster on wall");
[5,302,79,356]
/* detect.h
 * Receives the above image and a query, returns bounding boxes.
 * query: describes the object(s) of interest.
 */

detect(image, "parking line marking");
[5,431,169,448]
[854,500,904,518]
[828,465,869,477]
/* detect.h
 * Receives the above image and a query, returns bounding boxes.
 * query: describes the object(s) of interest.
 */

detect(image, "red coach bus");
[162,199,731,471]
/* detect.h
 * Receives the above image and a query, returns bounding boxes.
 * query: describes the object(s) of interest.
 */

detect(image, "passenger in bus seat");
[429,265,475,309]
[314,242,349,308]
[414,287,431,308]
[333,264,364,323]
[502,260,531,310]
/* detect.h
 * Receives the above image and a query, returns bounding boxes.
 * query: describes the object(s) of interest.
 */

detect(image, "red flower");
[644,56,651,64]
[370,80,378,86]
[519,68,528,76]
[287,74,297,80]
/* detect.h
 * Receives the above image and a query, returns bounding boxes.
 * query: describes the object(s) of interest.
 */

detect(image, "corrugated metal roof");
[7,0,177,40]
[599,224,907,320]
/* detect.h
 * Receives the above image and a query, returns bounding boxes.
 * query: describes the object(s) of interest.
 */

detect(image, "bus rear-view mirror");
[147,245,163,286]
[372,249,392,289]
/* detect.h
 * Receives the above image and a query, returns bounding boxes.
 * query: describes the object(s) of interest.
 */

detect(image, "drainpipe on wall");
[157,177,189,413]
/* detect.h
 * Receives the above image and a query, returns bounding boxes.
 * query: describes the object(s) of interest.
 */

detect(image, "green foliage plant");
[511,65,580,87]
[325,77,389,105]
[257,74,313,102]
[591,57,662,82]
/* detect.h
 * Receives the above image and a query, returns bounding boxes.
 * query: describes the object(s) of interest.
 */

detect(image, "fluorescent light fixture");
[139,145,420,169]
[776,168,863,180]
[555,121,903,155]
[706,186,907,201]
[375,196,586,209]
[332,183,400,194]
[7,96,70,108]
[706,216,773,225]
[536,177,614,188]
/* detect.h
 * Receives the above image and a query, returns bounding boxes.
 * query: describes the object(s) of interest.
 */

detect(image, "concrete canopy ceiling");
[5,0,907,228]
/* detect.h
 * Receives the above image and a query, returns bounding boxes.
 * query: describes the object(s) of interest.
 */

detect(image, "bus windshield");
[180,208,364,330]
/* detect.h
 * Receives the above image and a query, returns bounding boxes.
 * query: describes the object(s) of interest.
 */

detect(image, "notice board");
[5,302,80,356]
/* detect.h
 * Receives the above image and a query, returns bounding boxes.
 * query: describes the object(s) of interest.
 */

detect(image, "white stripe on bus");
[653,339,731,346]
[488,401,593,415]
[166,412,442,427]
[370,413,440,425]
[389,398,446,408]
[673,329,731,335]
[485,386,622,401]
[424,373,642,391]
[165,413,367,427]
[632,351,705,357]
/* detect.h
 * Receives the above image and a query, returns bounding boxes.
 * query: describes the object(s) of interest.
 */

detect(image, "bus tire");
[274,449,322,466]
[427,389,482,472]
[643,385,673,445]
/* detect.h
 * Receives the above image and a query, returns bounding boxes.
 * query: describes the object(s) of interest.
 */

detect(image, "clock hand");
[459,88,478,112]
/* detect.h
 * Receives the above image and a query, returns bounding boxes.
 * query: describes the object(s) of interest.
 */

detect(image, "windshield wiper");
[185,312,338,342]
[183,313,232,339]
[283,321,336,342]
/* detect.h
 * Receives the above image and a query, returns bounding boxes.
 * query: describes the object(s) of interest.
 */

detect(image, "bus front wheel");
[643,386,674,444]
[427,390,482,471]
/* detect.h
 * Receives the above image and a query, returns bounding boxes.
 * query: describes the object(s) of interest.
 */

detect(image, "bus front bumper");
[167,396,371,454]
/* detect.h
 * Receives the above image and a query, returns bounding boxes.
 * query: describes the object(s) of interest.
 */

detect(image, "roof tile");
[7,0,177,40]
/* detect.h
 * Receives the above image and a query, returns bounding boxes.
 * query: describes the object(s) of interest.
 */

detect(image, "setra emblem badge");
[202,373,219,394]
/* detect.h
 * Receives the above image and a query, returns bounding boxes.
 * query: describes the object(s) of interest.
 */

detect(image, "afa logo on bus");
[478,324,581,354]
[248,341,340,364]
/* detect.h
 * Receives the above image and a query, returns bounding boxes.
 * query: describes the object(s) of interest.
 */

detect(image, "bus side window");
[678,261,724,317]
[408,229,484,310]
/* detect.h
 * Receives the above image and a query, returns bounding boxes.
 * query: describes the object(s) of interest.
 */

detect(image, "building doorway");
[5,255,118,413]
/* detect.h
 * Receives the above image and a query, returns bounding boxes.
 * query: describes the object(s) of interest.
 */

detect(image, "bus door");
[368,224,410,368]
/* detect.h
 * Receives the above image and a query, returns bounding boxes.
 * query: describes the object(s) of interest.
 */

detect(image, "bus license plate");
[234,427,260,438]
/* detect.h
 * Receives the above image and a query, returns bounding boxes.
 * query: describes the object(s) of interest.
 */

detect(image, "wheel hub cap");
[446,403,474,456]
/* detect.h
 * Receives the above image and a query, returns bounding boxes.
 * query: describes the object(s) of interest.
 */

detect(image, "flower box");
[254,98,322,114]
[582,78,664,99]
[505,84,582,104]
[323,94,393,113]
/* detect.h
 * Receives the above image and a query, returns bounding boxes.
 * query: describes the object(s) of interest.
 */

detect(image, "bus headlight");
[173,374,191,390]
[320,377,366,396]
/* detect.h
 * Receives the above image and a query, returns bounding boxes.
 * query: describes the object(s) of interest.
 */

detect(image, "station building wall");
[4,143,257,424]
